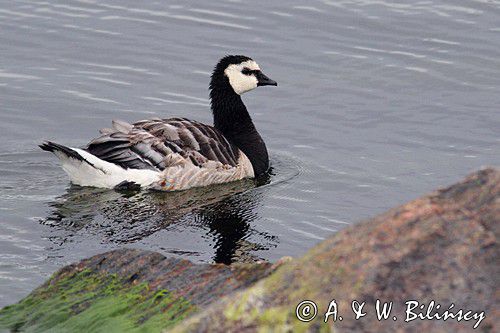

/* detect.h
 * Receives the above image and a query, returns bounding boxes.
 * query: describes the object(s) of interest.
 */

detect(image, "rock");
[172,168,498,332]
[0,249,277,332]
[1,168,498,333]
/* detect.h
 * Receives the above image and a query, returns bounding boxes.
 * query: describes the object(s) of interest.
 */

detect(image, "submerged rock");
[1,168,498,332]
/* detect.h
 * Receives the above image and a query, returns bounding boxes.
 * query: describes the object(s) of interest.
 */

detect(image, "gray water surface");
[1,0,499,306]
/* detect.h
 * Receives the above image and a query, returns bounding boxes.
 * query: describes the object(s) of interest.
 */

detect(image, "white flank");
[52,147,254,191]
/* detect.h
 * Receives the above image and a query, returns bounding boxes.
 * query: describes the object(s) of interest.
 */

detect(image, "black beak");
[256,71,277,87]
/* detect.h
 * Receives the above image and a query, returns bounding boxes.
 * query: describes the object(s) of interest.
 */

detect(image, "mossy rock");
[0,250,276,333]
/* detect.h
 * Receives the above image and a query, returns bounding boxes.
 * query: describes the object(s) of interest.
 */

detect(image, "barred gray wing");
[86,118,240,171]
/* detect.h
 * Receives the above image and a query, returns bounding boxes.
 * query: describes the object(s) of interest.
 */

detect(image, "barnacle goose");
[40,55,277,191]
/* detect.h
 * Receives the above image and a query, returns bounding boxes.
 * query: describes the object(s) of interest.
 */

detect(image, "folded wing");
[86,118,240,171]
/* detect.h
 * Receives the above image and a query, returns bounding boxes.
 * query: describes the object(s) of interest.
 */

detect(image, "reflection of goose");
[40,55,277,191]
[42,172,277,263]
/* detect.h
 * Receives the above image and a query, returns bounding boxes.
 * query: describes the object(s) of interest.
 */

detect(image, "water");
[1,0,499,307]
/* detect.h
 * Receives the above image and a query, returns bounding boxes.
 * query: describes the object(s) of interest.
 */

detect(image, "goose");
[40,55,277,191]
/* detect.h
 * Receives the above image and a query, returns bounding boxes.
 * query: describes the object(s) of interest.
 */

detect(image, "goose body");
[40,55,277,191]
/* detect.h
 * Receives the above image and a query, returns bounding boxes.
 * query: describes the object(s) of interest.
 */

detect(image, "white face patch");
[224,60,260,95]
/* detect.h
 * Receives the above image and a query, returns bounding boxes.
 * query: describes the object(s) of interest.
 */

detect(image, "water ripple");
[1,0,499,307]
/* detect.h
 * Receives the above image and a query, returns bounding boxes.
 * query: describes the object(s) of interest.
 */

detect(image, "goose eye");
[241,68,252,75]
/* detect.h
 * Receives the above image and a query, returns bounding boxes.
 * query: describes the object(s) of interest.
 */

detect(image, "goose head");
[210,55,277,95]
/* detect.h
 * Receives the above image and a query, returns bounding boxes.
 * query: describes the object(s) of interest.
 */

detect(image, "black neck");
[210,81,269,176]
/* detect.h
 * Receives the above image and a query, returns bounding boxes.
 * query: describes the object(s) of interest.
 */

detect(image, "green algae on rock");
[0,269,195,333]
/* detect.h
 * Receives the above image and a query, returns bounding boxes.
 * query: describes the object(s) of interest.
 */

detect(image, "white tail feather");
[53,147,160,188]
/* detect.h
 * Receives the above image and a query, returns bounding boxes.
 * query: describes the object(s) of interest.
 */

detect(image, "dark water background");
[1,0,499,306]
